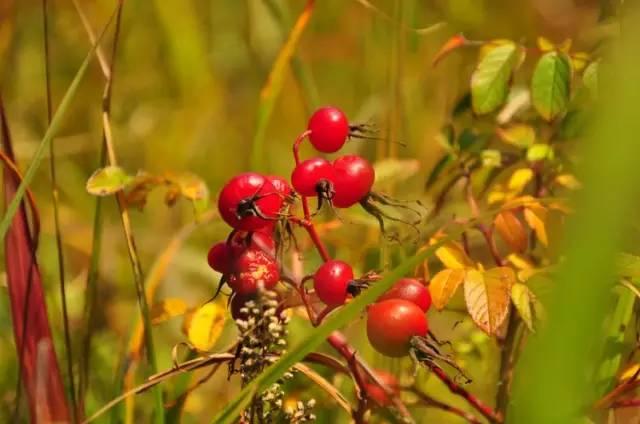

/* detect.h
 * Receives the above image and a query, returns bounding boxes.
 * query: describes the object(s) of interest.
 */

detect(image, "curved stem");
[292,130,311,165]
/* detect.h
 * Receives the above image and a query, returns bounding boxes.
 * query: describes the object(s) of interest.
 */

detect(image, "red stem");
[429,364,503,423]
[292,130,311,166]
[407,387,483,424]
[611,398,640,408]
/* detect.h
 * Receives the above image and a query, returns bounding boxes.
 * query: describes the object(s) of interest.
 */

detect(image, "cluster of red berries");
[207,105,429,359]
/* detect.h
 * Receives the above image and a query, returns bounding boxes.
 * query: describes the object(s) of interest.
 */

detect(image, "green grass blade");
[0,10,116,243]
[210,226,469,424]
[509,11,640,423]
[249,0,315,171]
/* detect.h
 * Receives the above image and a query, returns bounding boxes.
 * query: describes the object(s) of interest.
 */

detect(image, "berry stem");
[428,364,503,423]
[292,130,311,166]
[405,386,483,424]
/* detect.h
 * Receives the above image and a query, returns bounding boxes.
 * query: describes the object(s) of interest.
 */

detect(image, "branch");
[406,386,483,424]
[428,363,503,423]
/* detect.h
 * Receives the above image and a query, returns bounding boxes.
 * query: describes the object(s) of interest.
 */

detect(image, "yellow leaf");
[555,174,581,190]
[558,38,573,53]
[571,52,590,72]
[151,298,188,325]
[511,283,536,331]
[433,240,474,269]
[496,124,535,148]
[182,303,226,351]
[488,189,507,205]
[495,210,527,253]
[537,36,555,52]
[464,267,514,335]
[502,195,539,210]
[430,269,466,310]
[524,205,548,246]
[619,363,640,382]
[507,253,534,270]
[508,168,534,194]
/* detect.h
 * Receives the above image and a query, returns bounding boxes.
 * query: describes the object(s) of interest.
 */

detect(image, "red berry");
[267,175,293,198]
[218,173,283,231]
[367,299,428,357]
[307,106,350,153]
[229,230,276,258]
[313,260,354,306]
[332,155,375,208]
[366,371,399,407]
[377,278,432,312]
[229,248,280,295]
[291,157,335,198]
[207,242,232,274]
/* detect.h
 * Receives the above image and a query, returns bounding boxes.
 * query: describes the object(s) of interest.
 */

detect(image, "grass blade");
[0,95,70,421]
[0,7,117,243]
[41,0,78,420]
[249,0,315,171]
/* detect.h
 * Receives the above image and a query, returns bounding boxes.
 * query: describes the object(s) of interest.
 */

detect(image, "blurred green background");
[0,0,613,422]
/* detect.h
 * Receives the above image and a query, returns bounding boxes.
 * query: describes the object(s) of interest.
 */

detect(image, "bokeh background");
[0,0,611,422]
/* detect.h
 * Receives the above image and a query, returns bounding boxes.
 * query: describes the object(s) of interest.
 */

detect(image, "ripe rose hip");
[218,172,283,231]
[377,278,432,312]
[229,248,280,295]
[229,230,276,258]
[267,175,294,198]
[332,154,375,208]
[367,299,428,357]
[307,106,350,153]
[291,157,335,198]
[313,260,354,306]
[366,370,399,408]
[207,242,232,274]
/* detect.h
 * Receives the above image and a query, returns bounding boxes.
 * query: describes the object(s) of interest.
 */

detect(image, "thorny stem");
[611,398,640,408]
[428,364,503,423]
[406,387,483,424]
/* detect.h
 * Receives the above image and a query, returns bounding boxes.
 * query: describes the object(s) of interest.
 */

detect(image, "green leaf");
[616,253,640,279]
[526,143,554,162]
[426,154,453,189]
[531,51,572,121]
[471,41,522,115]
[511,283,536,331]
[481,149,502,168]
[497,124,535,148]
[582,60,599,99]
[596,287,635,395]
[86,166,132,196]
[211,228,469,423]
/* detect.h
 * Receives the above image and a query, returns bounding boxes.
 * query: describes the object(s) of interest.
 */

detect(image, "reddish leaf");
[495,210,527,253]
[0,98,70,422]
[432,34,468,66]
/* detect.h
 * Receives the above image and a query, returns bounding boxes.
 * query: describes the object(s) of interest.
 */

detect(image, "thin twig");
[427,364,503,423]
[406,386,483,424]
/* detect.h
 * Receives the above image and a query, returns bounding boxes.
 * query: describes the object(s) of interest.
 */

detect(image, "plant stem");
[41,0,77,421]
[428,364,502,423]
